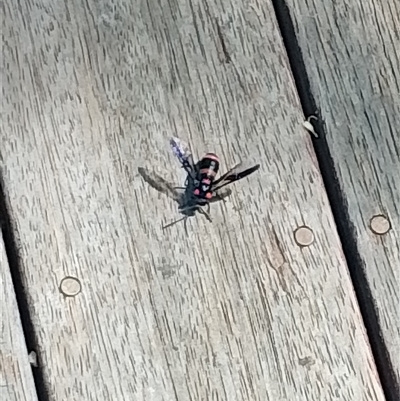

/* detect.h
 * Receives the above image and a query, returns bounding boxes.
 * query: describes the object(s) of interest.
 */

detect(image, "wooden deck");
[285,0,400,394]
[1,0,398,400]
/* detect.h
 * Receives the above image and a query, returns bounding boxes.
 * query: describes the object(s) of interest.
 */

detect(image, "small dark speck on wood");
[215,19,231,64]
[299,356,315,367]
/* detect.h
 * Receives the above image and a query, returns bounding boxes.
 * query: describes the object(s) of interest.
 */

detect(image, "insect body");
[162,137,260,232]
[194,153,220,202]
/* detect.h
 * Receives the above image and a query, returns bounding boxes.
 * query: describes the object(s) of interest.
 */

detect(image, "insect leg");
[162,216,188,230]
[198,207,212,223]
[178,204,198,213]
[210,188,232,204]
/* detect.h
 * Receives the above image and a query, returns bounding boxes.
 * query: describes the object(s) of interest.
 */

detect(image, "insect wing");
[213,163,260,191]
[170,137,195,176]
[138,167,181,203]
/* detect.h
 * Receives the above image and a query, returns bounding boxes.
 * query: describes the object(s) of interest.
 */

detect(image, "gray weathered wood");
[1,0,386,400]
[285,0,400,384]
[0,235,38,401]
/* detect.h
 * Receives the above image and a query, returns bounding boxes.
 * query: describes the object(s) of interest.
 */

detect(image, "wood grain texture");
[1,0,386,400]
[0,235,38,401]
[285,0,400,383]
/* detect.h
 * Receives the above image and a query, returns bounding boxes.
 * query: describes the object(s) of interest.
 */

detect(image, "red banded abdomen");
[198,153,220,182]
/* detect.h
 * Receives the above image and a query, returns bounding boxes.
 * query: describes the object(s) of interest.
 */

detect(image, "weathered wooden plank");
[284,0,400,386]
[0,235,38,401]
[1,0,385,400]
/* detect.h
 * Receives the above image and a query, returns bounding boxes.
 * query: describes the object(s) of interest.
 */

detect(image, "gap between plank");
[270,1,399,400]
[0,172,50,401]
